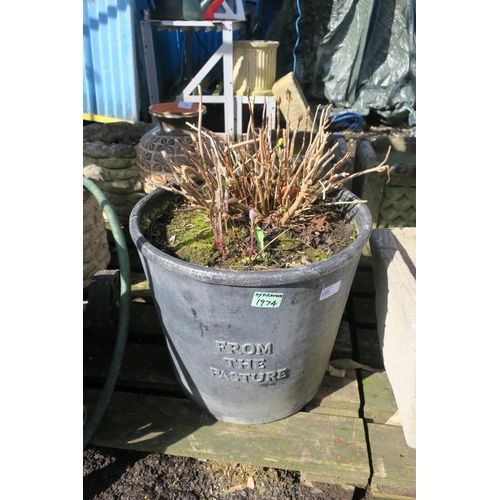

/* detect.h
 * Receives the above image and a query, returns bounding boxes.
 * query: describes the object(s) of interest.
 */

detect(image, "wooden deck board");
[351,269,376,294]
[83,339,178,392]
[368,423,416,499]
[304,370,360,418]
[127,302,163,336]
[330,321,353,361]
[83,301,163,336]
[352,296,378,326]
[361,371,399,424]
[84,388,371,488]
[355,328,385,371]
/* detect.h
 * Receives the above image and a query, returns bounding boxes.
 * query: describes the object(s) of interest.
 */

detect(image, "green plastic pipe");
[83,176,131,449]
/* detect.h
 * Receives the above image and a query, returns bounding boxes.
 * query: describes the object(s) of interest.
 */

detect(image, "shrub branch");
[147,87,390,252]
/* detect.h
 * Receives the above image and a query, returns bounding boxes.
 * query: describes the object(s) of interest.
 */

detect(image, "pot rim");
[233,40,280,48]
[129,188,372,287]
[149,102,207,119]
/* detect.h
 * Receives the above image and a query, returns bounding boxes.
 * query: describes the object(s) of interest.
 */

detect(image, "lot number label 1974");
[251,292,284,308]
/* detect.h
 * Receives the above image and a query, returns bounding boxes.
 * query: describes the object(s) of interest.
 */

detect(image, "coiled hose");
[83,176,131,449]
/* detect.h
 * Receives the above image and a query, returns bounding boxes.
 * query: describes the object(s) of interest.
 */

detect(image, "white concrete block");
[370,228,416,448]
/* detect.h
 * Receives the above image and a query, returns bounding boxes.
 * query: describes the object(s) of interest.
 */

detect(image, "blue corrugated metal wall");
[83,0,140,122]
[83,0,224,123]
[84,0,243,123]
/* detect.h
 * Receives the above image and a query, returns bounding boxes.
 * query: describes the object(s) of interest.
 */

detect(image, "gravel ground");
[83,446,373,500]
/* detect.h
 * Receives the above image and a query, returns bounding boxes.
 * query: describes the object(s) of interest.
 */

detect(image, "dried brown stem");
[155,91,391,255]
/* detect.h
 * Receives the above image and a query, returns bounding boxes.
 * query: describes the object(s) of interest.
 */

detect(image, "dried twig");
[155,92,390,254]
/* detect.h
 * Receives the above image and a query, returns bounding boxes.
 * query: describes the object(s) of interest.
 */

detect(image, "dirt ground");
[83,121,414,500]
[83,446,372,500]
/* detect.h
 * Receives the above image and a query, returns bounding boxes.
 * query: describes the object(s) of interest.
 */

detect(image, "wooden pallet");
[83,233,415,496]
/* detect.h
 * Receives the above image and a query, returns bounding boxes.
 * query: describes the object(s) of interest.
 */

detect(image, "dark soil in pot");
[144,195,358,271]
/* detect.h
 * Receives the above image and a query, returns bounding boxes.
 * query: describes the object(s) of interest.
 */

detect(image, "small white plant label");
[320,281,341,301]
[178,101,193,109]
[251,292,284,308]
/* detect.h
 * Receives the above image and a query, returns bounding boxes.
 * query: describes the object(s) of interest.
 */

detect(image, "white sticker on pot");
[178,101,193,109]
[251,292,284,308]
[320,281,341,301]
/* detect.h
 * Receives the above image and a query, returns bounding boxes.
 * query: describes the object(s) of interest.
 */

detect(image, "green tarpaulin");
[269,0,416,124]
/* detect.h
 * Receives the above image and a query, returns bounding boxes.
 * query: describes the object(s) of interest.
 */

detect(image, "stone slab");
[272,71,317,132]
[370,228,416,448]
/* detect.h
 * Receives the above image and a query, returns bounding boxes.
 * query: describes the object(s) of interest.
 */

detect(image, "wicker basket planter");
[83,186,111,290]
[83,121,154,224]
[353,136,416,229]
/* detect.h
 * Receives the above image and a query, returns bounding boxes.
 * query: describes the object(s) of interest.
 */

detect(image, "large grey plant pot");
[129,188,372,424]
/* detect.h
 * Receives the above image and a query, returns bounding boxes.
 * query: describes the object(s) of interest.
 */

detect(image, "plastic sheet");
[314,0,416,124]
[266,0,415,124]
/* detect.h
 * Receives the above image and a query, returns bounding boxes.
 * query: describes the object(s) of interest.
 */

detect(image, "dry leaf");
[228,476,255,493]
[312,215,328,232]
[228,484,246,493]
[328,363,346,378]
[300,479,315,488]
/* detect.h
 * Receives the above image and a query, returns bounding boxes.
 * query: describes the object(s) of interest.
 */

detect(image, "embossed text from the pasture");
[211,340,288,383]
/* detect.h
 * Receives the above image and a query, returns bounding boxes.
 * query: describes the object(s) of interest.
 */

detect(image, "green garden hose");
[83,176,131,449]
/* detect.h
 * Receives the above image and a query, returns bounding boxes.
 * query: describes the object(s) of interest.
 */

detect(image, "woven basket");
[83,186,111,290]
